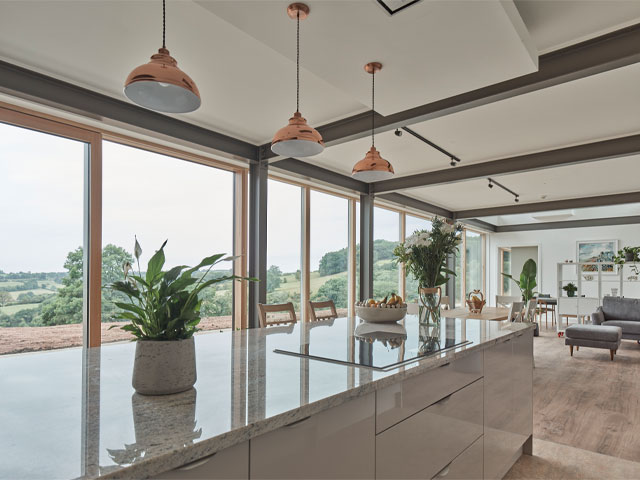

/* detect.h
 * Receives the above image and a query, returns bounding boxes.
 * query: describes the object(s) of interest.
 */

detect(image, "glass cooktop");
[272,316,472,371]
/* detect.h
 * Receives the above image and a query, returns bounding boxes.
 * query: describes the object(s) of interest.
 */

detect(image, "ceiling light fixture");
[271,3,324,157]
[124,0,201,113]
[487,177,520,202]
[352,62,394,182]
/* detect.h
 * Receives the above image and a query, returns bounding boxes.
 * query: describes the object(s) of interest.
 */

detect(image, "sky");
[1,122,430,275]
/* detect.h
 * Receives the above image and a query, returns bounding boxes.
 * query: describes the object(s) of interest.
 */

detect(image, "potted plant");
[109,238,253,395]
[501,258,538,303]
[563,282,578,297]
[393,217,462,324]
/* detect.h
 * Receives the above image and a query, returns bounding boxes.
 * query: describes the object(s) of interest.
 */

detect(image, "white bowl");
[355,304,407,323]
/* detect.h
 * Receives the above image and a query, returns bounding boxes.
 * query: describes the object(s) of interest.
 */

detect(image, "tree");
[0,291,12,307]
[101,244,134,322]
[319,248,348,276]
[266,265,282,293]
[313,276,348,308]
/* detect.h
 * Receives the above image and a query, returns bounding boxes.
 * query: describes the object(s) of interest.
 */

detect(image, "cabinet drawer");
[376,379,483,480]
[376,350,482,433]
[250,393,375,479]
[153,441,248,480]
[512,330,533,441]
[432,435,483,480]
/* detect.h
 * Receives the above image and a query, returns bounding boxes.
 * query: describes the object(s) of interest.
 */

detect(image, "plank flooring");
[532,324,640,462]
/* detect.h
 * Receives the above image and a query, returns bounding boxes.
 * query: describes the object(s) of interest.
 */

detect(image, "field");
[277,270,347,294]
[8,288,54,300]
[0,303,41,314]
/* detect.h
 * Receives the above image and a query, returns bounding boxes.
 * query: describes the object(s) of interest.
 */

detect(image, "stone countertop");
[0,316,533,480]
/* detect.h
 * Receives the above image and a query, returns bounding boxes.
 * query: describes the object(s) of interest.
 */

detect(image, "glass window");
[0,122,86,354]
[465,231,483,295]
[310,191,349,315]
[500,248,511,295]
[267,179,302,315]
[373,207,400,300]
[102,141,234,340]
[405,215,433,301]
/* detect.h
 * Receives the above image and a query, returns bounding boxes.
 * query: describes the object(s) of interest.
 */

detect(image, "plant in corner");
[109,237,254,395]
[563,282,578,298]
[501,258,538,303]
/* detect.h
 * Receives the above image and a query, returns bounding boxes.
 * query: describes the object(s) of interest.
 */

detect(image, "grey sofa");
[592,296,640,341]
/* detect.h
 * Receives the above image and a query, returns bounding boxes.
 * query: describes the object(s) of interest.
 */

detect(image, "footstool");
[565,324,622,361]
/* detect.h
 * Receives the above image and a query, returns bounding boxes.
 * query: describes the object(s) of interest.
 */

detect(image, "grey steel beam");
[260,24,640,158]
[0,59,258,161]
[359,194,374,301]
[496,215,640,232]
[455,191,640,219]
[373,134,640,193]
[248,159,268,328]
[271,157,368,194]
[462,218,497,232]
[377,192,453,219]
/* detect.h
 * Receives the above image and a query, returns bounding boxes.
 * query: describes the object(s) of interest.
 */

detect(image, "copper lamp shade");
[124,47,201,113]
[352,146,394,182]
[272,111,325,157]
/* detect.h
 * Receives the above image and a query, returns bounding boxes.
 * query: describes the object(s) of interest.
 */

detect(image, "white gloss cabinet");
[376,379,484,479]
[484,329,533,480]
[153,440,249,480]
[250,393,375,479]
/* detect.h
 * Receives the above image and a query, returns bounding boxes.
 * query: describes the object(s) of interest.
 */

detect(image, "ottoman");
[565,324,622,361]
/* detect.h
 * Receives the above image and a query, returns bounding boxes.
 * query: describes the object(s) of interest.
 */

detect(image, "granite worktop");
[0,316,533,480]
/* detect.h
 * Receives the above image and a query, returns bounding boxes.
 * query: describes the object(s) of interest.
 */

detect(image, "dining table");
[442,306,510,321]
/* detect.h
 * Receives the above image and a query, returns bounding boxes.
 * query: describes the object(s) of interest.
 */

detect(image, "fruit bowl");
[354,304,407,323]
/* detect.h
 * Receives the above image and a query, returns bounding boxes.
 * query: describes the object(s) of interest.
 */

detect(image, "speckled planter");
[132,337,197,395]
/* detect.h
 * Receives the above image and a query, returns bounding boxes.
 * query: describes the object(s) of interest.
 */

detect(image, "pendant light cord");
[371,71,375,147]
[162,0,166,48]
[296,10,300,113]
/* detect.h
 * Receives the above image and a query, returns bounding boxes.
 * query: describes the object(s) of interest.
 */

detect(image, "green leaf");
[146,240,167,284]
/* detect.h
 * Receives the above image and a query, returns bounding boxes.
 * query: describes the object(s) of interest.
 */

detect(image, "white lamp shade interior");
[124,81,201,113]
[352,170,395,182]
[271,139,324,157]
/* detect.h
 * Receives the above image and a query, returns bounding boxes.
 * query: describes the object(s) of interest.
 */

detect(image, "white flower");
[440,222,455,234]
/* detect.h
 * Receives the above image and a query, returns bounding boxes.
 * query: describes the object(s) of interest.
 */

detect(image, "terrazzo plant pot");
[132,337,196,395]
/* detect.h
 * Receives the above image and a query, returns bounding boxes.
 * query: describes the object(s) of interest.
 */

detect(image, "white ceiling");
[0,0,639,220]
[479,203,640,226]
[515,0,640,54]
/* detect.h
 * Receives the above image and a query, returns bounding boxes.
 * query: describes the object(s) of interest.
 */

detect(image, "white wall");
[486,224,640,305]
[511,246,539,283]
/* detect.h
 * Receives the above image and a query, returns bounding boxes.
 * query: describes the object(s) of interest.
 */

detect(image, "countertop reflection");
[0,316,532,479]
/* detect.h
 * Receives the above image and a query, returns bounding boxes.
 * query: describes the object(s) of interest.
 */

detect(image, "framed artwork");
[576,240,618,273]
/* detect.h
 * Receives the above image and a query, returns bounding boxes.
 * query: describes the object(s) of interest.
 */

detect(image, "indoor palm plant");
[393,217,462,324]
[502,258,538,323]
[109,238,252,395]
[563,282,578,297]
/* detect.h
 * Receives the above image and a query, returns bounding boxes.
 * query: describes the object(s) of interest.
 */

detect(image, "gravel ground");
[0,316,233,355]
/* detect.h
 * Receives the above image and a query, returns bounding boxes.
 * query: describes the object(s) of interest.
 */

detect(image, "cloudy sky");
[1,122,429,275]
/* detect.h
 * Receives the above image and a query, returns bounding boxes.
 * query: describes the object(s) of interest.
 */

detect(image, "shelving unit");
[556,261,640,336]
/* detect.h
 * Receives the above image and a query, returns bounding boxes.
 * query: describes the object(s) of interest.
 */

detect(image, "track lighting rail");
[488,178,519,202]
[399,127,461,167]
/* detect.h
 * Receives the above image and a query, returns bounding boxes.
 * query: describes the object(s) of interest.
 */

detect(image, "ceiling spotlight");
[515,196,520,203]
[488,180,493,188]
[450,157,456,167]
[394,129,403,137]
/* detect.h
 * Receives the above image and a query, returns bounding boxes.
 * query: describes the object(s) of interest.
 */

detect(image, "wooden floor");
[531,324,640,462]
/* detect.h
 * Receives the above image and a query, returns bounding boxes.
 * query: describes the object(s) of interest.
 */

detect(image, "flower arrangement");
[393,217,463,288]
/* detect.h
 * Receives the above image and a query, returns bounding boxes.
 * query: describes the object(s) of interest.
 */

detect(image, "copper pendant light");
[271,3,324,157]
[352,62,394,182]
[124,0,201,113]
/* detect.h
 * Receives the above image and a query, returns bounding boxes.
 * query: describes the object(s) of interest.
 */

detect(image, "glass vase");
[418,287,442,326]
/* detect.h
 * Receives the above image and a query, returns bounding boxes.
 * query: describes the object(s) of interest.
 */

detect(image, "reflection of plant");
[563,282,577,297]
[502,258,538,302]
[393,217,463,288]
[108,238,254,340]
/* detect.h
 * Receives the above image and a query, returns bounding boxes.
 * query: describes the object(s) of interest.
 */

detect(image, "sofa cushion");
[602,297,640,322]
[565,324,622,342]
[602,320,640,335]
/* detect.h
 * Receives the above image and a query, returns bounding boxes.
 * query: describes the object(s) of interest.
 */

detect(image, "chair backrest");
[308,300,338,321]
[440,296,451,310]
[524,299,537,322]
[258,302,297,328]
[496,295,521,308]
[509,301,525,322]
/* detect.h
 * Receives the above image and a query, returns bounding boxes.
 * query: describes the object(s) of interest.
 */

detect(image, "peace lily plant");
[109,237,254,395]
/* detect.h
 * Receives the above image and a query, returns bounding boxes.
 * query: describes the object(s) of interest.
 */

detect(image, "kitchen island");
[0,316,533,480]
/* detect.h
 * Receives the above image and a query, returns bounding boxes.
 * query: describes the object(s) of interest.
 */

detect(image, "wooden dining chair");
[308,300,338,321]
[258,302,297,328]
[537,294,555,328]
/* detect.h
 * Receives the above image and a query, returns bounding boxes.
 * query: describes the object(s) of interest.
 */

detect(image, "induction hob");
[272,316,472,371]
